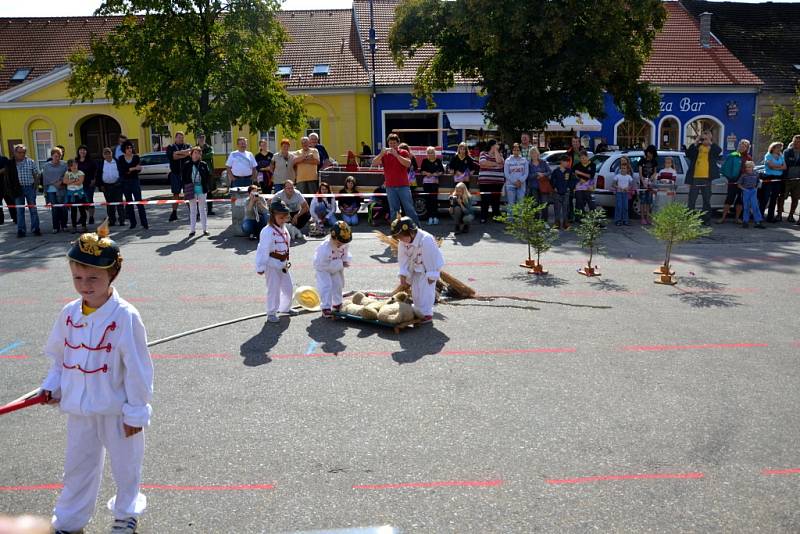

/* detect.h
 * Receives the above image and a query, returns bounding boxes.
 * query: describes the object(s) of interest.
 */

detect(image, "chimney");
[699,12,712,48]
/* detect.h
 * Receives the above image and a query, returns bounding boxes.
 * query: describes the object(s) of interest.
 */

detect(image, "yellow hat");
[292,286,321,311]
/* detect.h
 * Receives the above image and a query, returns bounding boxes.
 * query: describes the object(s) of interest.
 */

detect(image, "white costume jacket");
[397,229,445,281]
[255,224,291,273]
[313,238,352,274]
[41,289,154,428]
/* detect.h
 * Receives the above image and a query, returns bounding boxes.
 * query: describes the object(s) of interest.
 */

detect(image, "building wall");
[754,90,795,157]
[596,90,758,155]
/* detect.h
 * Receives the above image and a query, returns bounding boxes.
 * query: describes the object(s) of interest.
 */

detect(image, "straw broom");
[373,230,476,299]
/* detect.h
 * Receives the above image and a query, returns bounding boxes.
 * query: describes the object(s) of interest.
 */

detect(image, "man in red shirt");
[372,133,420,224]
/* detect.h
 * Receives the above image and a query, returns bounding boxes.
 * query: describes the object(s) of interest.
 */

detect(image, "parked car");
[137,152,170,183]
[541,149,594,171]
[589,150,727,215]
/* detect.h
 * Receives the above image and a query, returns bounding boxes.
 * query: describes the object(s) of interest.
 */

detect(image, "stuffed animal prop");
[341,292,368,316]
[376,292,423,324]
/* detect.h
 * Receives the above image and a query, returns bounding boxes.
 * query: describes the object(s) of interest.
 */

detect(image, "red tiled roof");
[0,16,126,93]
[641,2,762,86]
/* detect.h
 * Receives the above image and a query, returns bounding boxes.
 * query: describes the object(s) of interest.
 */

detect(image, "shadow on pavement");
[667,276,742,309]
[306,316,348,355]
[384,320,450,364]
[239,320,288,366]
[505,271,569,288]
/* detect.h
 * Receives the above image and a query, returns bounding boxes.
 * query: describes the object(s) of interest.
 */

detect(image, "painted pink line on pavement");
[151,353,232,360]
[0,355,29,360]
[141,484,275,491]
[546,472,704,485]
[353,479,503,490]
[762,468,800,476]
[623,343,768,352]
[0,484,63,491]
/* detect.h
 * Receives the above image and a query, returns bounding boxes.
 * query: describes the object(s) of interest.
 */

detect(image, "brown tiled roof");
[275,9,369,89]
[0,16,126,93]
[682,0,799,92]
[642,2,762,86]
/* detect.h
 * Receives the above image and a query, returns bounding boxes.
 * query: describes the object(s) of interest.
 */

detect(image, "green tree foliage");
[68,0,306,136]
[496,197,559,265]
[647,202,710,271]
[389,0,666,137]
[761,86,800,146]
[574,207,606,268]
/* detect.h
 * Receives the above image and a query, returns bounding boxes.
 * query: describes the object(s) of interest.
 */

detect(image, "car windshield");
[141,154,167,165]
[590,154,609,168]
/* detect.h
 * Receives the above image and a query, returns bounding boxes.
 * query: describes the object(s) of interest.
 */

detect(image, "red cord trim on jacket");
[63,362,108,374]
[66,316,86,328]
[63,322,116,353]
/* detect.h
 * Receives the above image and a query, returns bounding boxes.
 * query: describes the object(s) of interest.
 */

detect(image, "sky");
[3,0,795,17]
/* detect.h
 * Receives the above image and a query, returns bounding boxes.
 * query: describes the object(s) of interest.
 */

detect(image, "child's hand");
[257,271,264,276]
[124,424,142,437]
[43,390,59,405]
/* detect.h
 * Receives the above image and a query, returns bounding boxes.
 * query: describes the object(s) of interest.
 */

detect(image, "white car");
[542,149,593,171]
[137,152,171,183]
[588,150,727,215]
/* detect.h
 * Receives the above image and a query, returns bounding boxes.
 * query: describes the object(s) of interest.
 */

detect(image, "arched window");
[684,116,723,147]
[658,116,680,151]
[615,119,653,150]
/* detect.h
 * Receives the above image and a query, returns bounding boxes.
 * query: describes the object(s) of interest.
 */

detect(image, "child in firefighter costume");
[255,199,296,323]
[392,215,445,323]
[42,220,153,534]
[313,221,353,317]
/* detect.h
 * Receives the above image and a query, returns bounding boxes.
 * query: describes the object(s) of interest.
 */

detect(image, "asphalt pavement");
[1,198,799,533]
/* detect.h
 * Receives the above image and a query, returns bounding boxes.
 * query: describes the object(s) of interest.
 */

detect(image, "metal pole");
[369,0,377,152]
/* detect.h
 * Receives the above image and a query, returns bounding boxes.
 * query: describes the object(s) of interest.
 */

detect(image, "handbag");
[538,175,553,194]
[183,181,195,200]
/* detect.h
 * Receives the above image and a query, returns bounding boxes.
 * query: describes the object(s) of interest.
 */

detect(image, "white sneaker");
[111,517,137,533]
[267,314,279,323]
[434,217,440,224]
[427,217,433,225]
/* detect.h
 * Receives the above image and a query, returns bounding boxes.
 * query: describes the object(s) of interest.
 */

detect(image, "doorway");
[659,117,680,151]
[79,115,122,160]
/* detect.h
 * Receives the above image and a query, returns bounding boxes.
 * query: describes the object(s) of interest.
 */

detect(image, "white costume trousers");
[188,193,208,233]
[411,271,436,316]
[52,414,146,531]
[316,270,345,309]
[265,266,293,315]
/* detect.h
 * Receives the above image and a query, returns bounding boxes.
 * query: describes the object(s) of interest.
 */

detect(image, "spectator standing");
[255,138,274,195]
[360,140,372,165]
[309,132,330,170]
[717,139,751,224]
[519,133,534,159]
[550,155,573,229]
[42,147,68,234]
[564,136,583,221]
[270,139,295,193]
[738,160,765,229]
[572,150,597,220]
[420,146,444,225]
[7,144,42,237]
[612,157,634,226]
[527,148,552,220]
[100,147,125,226]
[242,184,269,239]
[503,143,529,219]
[225,137,258,188]
[117,142,148,230]
[764,141,787,222]
[166,132,191,222]
[371,133,419,225]
[595,138,609,153]
[114,135,127,161]
[477,139,505,224]
[637,145,658,225]
[63,159,88,233]
[448,142,477,185]
[782,135,800,224]
[273,179,311,240]
[685,131,722,224]
[0,151,16,225]
[197,133,216,215]
[293,137,320,195]
[75,145,98,225]
[181,146,212,237]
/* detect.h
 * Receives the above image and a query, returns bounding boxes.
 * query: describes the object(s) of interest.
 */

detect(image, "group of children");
[255,198,444,323]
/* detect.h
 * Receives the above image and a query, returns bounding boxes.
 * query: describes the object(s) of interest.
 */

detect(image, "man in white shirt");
[100,147,125,226]
[225,137,258,188]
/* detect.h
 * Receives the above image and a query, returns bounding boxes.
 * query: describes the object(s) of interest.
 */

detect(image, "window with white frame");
[258,129,277,152]
[306,118,321,139]
[150,125,172,152]
[212,129,233,154]
[32,130,53,170]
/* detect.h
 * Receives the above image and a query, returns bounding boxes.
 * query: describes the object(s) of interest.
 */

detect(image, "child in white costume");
[255,199,295,323]
[313,221,353,317]
[392,215,445,322]
[42,221,153,534]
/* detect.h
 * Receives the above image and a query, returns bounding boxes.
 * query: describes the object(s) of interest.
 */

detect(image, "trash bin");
[230,186,250,236]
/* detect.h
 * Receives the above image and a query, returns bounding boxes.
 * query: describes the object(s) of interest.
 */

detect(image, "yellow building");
[0,10,372,170]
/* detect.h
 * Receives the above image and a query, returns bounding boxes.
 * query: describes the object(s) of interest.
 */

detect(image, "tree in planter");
[496,197,559,275]
[67,0,306,138]
[647,202,710,285]
[574,207,606,276]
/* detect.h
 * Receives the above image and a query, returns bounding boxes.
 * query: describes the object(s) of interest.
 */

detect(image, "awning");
[445,111,491,130]
[546,113,602,132]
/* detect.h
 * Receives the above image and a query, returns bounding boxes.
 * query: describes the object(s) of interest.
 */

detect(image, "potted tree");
[574,207,606,276]
[647,202,711,285]
[496,197,559,275]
